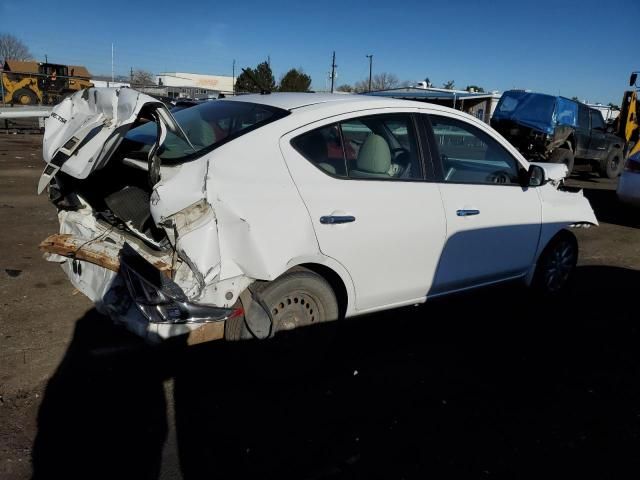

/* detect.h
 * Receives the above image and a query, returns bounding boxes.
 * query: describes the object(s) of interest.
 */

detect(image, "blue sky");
[1,0,637,104]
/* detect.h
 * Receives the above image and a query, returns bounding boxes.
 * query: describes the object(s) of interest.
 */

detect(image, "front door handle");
[456,209,480,217]
[320,215,356,224]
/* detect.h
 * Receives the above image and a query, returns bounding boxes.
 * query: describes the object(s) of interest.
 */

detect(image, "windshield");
[124,100,289,162]
[494,92,557,128]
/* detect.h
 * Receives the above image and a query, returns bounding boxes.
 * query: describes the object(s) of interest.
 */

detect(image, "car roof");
[223,92,491,130]
[225,92,395,111]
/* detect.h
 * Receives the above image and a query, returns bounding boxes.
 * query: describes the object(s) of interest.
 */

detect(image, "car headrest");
[356,134,391,174]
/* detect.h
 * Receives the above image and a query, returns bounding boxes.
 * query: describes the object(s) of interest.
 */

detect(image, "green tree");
[442,80,455,90]
[235,61,276,93]
[465,85,485,93]
[279,68,312,92]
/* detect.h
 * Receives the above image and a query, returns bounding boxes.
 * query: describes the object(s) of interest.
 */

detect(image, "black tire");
[11,88,38,106]
[532,230,578,296]
[225,268,339,341]
[598,148,623,179]
[550,147,575,176]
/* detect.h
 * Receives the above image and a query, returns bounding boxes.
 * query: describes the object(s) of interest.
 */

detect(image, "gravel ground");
[1,134,639,479]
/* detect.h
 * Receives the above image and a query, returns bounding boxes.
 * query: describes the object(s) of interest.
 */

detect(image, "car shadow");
[32,266,640,479]
[581,187,639,229]
[31,311,170,480]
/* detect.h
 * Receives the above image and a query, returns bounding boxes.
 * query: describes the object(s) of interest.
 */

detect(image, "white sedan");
[38,89,597,343]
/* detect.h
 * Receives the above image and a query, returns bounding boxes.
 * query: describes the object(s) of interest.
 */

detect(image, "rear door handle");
[320,215,356,224]
[456,209,480,217]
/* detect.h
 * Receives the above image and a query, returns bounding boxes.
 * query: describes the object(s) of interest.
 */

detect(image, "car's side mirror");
[524,164,545,187]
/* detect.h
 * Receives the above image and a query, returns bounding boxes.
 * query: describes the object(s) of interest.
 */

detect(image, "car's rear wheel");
[550,147,575,175]
[225,268,339,341]
[598,149,623,179]
[532,230,578,296]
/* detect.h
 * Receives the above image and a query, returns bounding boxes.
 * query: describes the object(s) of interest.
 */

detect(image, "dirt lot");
[1,134,639,479]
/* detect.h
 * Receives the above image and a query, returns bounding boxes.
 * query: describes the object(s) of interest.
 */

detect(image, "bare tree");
[336,84,354,92]
[353,72,399,92]
[442,80,455,90]
[0,33,32,62]
[131,69,156,86]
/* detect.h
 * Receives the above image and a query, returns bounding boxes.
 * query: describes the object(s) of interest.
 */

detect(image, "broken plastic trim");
[120,243,242,324]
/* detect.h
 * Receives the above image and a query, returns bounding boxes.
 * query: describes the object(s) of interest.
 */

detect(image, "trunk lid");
[38,87,192,193]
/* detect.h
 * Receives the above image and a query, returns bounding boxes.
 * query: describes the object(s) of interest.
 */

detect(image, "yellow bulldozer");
[617,72,640,160]
[1,60,93,106]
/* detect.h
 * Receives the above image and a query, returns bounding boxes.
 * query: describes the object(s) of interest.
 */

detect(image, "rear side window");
[590,109,605,130]
[292,113,424,180]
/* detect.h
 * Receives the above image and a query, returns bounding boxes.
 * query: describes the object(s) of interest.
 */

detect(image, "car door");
[575,104,591,158]
[424,113,542,295]
[280,110,447,313]
[588,109,609,160]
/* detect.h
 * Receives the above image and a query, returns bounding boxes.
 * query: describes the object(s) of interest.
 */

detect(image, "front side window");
[429,115,522,185]
[292,113,423,180]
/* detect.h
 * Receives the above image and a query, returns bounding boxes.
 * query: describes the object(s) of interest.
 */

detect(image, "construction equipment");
[1,60,93,106]
[617,72,640,160]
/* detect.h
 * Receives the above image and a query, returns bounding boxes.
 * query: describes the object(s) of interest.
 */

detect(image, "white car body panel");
[38,90,598,342]
[280,108,447,311]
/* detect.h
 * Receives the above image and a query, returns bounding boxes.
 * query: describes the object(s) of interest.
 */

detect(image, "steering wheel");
[487,170,512,184]
[390,147,409,159]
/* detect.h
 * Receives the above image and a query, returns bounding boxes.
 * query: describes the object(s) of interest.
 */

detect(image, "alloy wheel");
[543,239,577,293]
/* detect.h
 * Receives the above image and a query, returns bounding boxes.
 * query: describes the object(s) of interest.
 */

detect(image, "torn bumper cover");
[40,230,242,343]
[119,243,242,326]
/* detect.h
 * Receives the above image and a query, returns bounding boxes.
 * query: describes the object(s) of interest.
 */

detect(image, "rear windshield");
[494,91,557,128]
[123,100,289,162]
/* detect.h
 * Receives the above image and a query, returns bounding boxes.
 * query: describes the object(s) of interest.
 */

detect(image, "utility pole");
[130,67,133,84]
[45,54,48,63]
[330,51,336,93]
[366,54,373,92]
[232,59,236,95]
[111,43,114,83]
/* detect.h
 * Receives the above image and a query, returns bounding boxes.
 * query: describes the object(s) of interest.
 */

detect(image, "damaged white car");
[38,88,597,344]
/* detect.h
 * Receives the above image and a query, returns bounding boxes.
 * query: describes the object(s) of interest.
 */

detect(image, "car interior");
[292,115,422,180]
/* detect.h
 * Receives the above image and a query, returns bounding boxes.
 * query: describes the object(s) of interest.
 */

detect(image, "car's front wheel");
[532,230,578,296]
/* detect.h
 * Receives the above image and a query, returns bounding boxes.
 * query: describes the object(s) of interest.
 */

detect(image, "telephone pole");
[366,54,373,92]
[232,59,236,95]
[111,43,115,83]
[330,51,337,93]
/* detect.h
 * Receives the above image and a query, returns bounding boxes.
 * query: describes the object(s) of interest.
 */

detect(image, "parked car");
[491,90,625,178]
[617,147,640,206]
[38,88,597,344]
